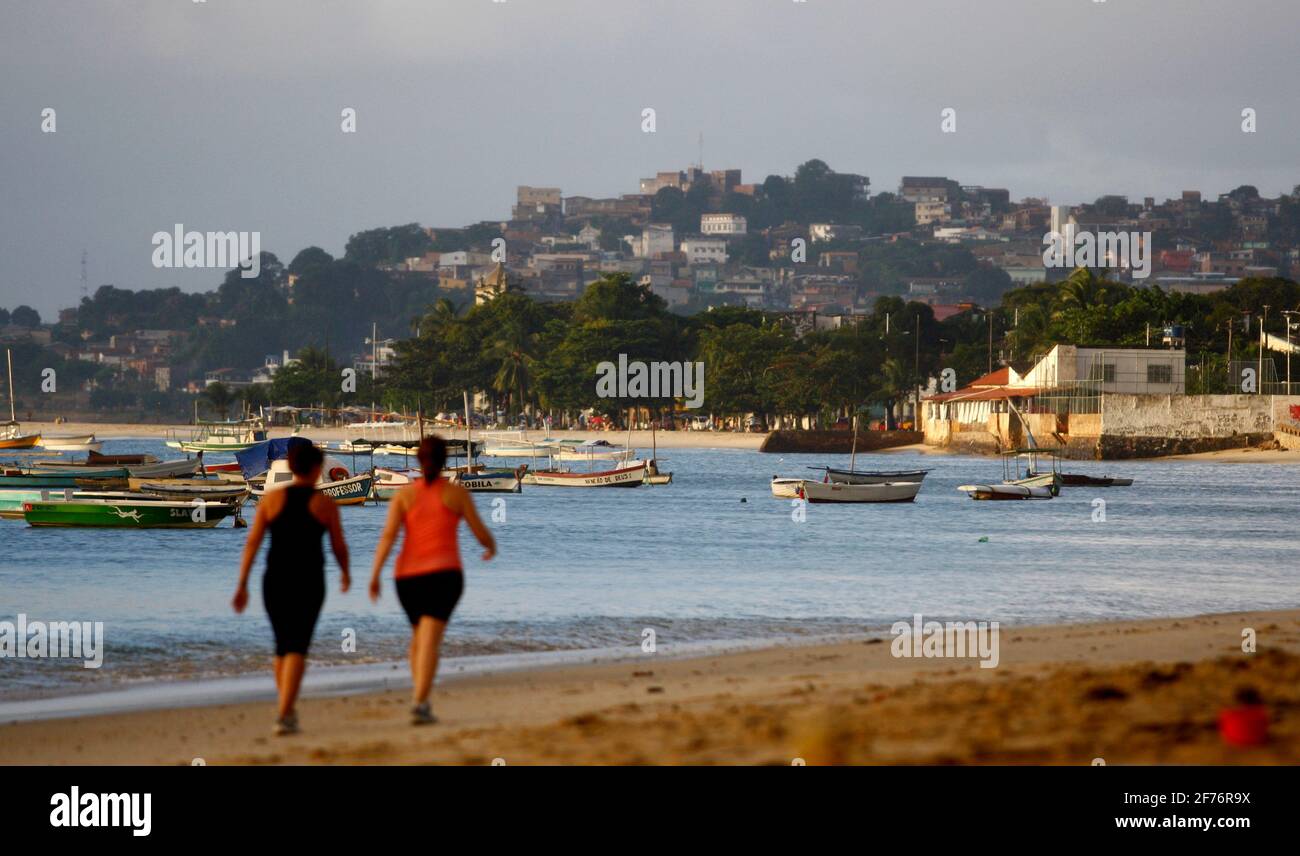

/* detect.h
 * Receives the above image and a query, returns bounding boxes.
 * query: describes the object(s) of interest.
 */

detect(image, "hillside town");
[2,159,1300,428]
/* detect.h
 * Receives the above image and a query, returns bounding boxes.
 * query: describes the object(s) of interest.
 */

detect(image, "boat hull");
[0,434,42,450]
[21,499,235,528]
[770,477,802,498]
[797,480,922,503]
[958,483,1054,500]
[531,463,646,488]
[824,468,930,485]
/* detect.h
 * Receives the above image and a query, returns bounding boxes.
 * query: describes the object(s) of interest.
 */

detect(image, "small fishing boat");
[1,351,40,449]
[1057,473,1134,488]
[165,419,268,452]
[21,497,237,528]
[530,461,647,488]
[0,468,129,488]
[643,424,672,485]
[552,439,634,462]
[38,434,102,452]
[819,467,931,485]
[796,480,923,503]
[957,483,1055,501]
[86,451,158,466]
[135,482,251,504]
[249,458,373,506]
[770,476,802,498]
[0,421,39,450]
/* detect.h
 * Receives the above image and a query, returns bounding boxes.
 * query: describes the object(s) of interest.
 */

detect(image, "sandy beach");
[20,421,767,450]
[3,609,1296,765]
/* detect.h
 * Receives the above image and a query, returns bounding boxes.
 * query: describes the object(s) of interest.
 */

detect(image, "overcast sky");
[2,0,1298,317]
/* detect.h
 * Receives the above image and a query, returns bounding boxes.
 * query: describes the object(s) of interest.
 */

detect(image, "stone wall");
[1100,394,1275,439]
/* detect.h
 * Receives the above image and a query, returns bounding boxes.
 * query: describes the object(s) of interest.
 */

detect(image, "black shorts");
[396,570,464,625]
[262,576,325,657]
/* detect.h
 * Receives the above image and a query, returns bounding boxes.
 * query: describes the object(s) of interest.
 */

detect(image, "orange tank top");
[395,478,463,579]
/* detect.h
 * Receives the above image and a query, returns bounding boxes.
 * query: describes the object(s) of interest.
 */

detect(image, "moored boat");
[38,434,102,452]
[796,480,923,503]
[957,483,1054,501]
[820,467,931,485]
[0,421,39,450]
[770,476,802,498]
[249,457,373,506]
[530,461,647,488]
[21,498,236,528]
[165,419,267,452]
[1058,473,1134,487]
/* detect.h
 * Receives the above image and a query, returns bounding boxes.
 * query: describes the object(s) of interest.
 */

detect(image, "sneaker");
[410,703,438,725]
[273,713,300,736]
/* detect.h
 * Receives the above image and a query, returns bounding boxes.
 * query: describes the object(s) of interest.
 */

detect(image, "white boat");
[552,439,634,462]
[249,457,373,505]
[452,467,524,493]
[771,476,802,498]
[39,434,102,452]
[530,461,647,488]
[796,480,922,503]
[957,483,1055,501]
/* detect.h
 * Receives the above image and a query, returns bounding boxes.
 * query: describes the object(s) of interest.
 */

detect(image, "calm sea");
[2,439,1298,701]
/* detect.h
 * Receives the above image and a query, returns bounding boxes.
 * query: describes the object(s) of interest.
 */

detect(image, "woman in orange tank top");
[369,436,496,725]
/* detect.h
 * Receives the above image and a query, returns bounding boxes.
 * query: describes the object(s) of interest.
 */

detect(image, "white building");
[638,224,676,258]
[700,213,748,236]
[680,236,728,266]
[1018,345,1185,394]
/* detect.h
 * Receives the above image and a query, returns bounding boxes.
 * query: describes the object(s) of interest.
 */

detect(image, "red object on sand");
[1218,706,1268,746]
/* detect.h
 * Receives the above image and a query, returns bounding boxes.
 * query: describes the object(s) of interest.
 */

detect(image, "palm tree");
[486,324,537,419]
[203,381,233,420]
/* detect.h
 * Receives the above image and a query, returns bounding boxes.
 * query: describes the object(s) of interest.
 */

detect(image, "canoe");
[822,467,930,485]
[39,434,102,452]
[21,498,236,528]
[957,483,1055,500]
[796,480,922,503]
[126,457,204,479]
[530,462,646,488]
[770,477,802,498]
[135,482,250,503]
[1058,473,1134,487]
[0,470,129,488]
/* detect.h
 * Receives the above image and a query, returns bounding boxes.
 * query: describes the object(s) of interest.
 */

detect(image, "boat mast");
[849,413,858,472]
[5,348,14,423]
[464,390,473,467]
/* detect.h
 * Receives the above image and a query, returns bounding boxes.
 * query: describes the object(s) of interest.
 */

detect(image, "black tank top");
[265,485,326,583]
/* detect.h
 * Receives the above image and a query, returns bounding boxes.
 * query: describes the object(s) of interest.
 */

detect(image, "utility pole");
[987,311,993,374]
[1260,305,1270,394]
[914,314,921,427]
[1283,311,1300,394]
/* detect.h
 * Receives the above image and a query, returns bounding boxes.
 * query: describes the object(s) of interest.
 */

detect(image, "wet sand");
[2,610,1297,765]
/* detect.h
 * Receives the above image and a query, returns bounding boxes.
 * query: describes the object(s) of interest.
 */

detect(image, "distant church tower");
[475,262,509,305]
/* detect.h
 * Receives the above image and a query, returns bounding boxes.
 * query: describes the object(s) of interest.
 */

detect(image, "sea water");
[2,439,1297,705]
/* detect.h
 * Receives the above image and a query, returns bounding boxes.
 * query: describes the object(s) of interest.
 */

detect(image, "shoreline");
[15,421,1300,461]
[3,608,1297,764]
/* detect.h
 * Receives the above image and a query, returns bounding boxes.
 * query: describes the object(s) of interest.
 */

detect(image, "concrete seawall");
[760,430,922,454]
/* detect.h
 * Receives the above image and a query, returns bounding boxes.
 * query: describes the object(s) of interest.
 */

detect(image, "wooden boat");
[642,425,672,485]
[135,482,250,504]
[0,422,39,450]
[87,451,158,466]
[38,434,101,452]
[820,467,930,485]
[530,461,646,488]
[1000,448,1062,495]
[552,439,634,462]
[165,419,267,452]
[0,468,129,488]
[2,352,40,449]
[452,466,524,493]
[1058,473,1134,488]
[21,497,236,528]
[249,459,373,506]
[770,476,802,498]
[127,456,204,479]
[957,483,1054,501]
[796,480,922,503]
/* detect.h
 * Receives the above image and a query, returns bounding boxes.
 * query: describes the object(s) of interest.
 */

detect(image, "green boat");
[0,469,129,488]
[21,498,236,528]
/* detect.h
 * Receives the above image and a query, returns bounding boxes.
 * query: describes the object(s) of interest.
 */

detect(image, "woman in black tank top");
[234,443,350,736]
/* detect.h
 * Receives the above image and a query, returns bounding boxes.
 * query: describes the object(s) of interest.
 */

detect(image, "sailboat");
[1,349,40,449]
[810,414,929,484]
[447,392,523,492]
